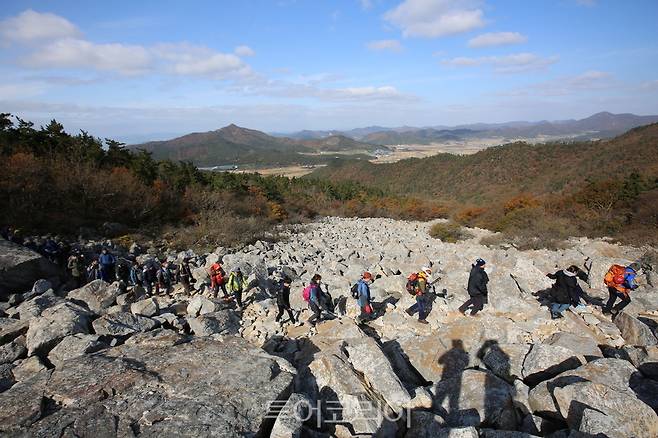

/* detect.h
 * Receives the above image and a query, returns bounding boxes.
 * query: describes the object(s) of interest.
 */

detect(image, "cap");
[475,258,486,267]
[363,271,373,280]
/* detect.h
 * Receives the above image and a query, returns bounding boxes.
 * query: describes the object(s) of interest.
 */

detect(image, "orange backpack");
[604,264,627,288]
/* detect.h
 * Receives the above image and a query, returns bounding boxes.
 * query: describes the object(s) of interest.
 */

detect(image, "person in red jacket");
[209,262,228,299]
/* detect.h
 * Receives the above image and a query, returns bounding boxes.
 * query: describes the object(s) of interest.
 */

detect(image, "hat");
[232,267,241,273]
[629,262,641,272]
[363,271,373,280]
[475,258,486,267]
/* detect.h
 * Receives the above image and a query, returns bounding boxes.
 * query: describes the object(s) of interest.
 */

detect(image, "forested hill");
[311,123,658,204]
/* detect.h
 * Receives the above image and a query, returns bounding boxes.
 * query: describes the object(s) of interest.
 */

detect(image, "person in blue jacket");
[356,271,374,323]
[98,248,116,282]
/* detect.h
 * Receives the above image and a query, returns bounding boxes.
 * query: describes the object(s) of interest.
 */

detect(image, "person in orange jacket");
[209,261,228,299]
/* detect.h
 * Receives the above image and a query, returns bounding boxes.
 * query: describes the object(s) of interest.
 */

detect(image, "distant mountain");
[311,123,658,204]
[132,124,381,167]
[281,112,658,145]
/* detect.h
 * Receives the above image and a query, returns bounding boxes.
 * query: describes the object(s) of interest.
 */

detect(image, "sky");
[1,0,658,142]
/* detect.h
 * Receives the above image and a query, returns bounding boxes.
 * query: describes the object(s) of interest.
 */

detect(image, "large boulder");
[614,312,658,347]
[47,334,107,367]
[528,358,658,436]
[11,289,63,320]
[186,295,217,317]
[480,342,532,384]
[522,344,583,386]
[130,297,159,317]
[188,310,240,336]
[343,336,413,412]
[0,240,60,299]
[67,280,121,313]
[0,337,294,436]
[430,369,518,430]
[545,332,602,360]
[0,338,27,364]
[92,312,159,337]
[25,301,92,356]
[270,393,310,438]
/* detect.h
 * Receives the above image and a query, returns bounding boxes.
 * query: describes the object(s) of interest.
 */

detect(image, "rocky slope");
[1,217,657,437]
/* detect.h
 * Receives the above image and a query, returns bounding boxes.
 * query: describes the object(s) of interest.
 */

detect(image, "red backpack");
[604,265,627,288]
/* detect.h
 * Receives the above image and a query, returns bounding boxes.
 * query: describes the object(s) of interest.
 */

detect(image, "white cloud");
[442,52,559,73]
[640,79,658,90]
[23,38,152,75]
[234,45,255,57]
[154,43,252,79]
[384,0,485,38]
[0,9,81,44]
[360,0,373,10]
[366,39,403,52]
[500,70,613,97]
[468,32,527,48]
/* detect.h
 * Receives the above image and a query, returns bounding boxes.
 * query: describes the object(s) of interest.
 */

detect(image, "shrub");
[454,207,486,226]
[429,221,469,243]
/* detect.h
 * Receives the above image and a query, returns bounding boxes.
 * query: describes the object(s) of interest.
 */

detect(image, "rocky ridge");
[0,217,657,437]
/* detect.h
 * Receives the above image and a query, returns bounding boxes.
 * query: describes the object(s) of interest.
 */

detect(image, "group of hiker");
[2,227,643,326]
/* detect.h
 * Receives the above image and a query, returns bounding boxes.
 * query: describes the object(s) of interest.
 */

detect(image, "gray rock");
[0,363,15,392]
[546,332,602,359]
[430,369,518,430]
[0,338,26,364]
[522,344,583,386]
[25,301,92,356]
[270,393,310,438]
[186,295,217,317]
[614,312,658,347]
[67,279,121,313]
[31,279,52,296]
[0,370,52,430]
[11,356,47,381]
[188,310,240,336]
[481,342,532,383]
[130,297,159,317]
[47,334,107,367]
[92,312,159,336]
[5,337,293,436]
[0,319,29,346]
[12,289,63,320]
[0,240,60,299]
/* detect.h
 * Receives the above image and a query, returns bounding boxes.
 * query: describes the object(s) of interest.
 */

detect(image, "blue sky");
[1,0,657,142]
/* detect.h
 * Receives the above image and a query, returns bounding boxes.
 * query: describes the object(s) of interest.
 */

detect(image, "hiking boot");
[418,319,429,325]
[459,309,466,316]
[602,308,612,315]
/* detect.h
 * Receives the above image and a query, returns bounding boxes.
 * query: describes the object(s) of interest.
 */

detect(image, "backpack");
[604,265,627,288]
[350,282,360,299]
[302,284,313,302]
[406,273,419,296]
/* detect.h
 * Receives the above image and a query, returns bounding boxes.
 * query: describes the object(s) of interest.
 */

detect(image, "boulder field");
[0,217,657,437]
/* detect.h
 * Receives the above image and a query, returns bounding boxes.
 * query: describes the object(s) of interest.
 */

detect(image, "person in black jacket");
[275,276,296,324]
[459,258,489,316]
[546,265,588,319]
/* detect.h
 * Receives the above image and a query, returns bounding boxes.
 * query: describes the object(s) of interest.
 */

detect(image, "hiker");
[116,259,130,285]
[305,274,324,326]
[87,259,101,282]
[156,262,172,295]
[67,251,85,288]
[275,275,296,324]
[356,272,374,323]
[546,265,588,319]
[459,258,489,316]
[227,267,249,311]
[406,267,432,324]
[129,260,141,287]
[209,261,228,299]
[98,248,116,282]
[178,258,193,294]
[42,237,60,263]
[603,262,640,316]
[142,263,157,295]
